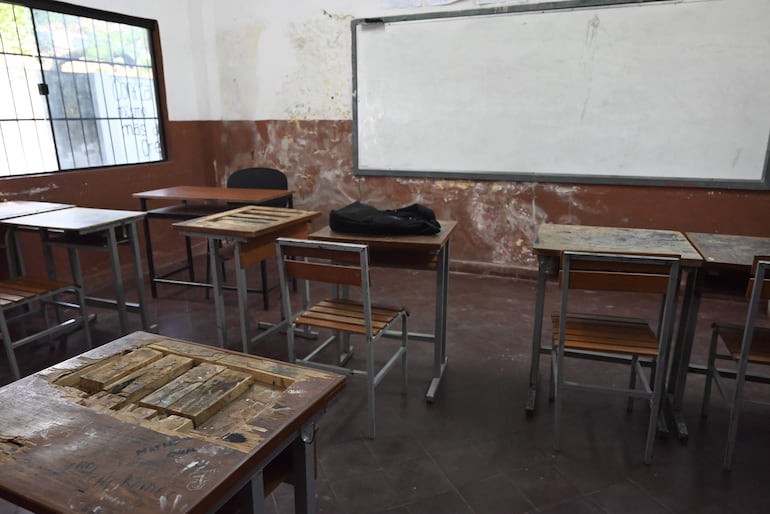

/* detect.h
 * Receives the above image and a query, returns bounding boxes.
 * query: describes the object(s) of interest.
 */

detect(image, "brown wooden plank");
[147,338,229,361]
[552,316,659,356]
[215,355,296,388]
[79,348,164,393]
[565,270,671,293]
[164,369,254,426]
[237,223,310,268]
[285,260,362,286]
[152,414,195,432]
[281,244,363,264]
[78,391,126,411]
[105,354,195,403]
[53,353,133,387]
[139,363,225,410]
[117,404,158,419]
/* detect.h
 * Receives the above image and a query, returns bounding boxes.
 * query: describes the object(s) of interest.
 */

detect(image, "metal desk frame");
[133,186,293,299]
[527,224,704,439]
[174,206,320,352]
[309,222,456,402]
[1,207,150,334]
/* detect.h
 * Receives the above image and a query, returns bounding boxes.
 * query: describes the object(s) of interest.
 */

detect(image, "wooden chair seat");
[0,277,76,306]
[0,275,91,380]
[702,257,770,469]
[552,313,659,357]
[711,323,770,365]
[296,298,404,336]
[277,238,409,439]
[550,252,681,465]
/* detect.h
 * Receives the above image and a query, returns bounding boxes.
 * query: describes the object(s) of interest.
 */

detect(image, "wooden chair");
[1,276,91,380]
[701,256,770,470]
[276,237,408,439]
[550,251,681,464]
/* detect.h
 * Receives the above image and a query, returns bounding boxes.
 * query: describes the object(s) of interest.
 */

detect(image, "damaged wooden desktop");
[0,331,345,514]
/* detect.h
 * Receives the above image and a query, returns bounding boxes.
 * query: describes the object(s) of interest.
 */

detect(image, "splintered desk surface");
[173,205,320,240]
[0,332,345,514]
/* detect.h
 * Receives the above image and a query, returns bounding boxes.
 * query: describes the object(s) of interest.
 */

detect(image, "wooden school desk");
[0,331,346,514]
[670,232,770,423]
[0,201,73,276]
[0,207,150,334]
[528,224,704,435]
[174,206,320,352]
[133,186,294,298]
[309,221,457,402]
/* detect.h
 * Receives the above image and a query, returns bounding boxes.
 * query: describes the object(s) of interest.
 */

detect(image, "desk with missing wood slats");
[133,186,294,302]
[174,206,320,352]
[0,331,345,514]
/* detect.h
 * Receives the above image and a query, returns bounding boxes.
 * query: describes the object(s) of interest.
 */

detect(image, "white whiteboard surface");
[352,0,770,188]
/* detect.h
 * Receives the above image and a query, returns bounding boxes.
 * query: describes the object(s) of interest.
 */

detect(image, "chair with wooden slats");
[276,237,408,438]
[701,255,770,470]
[0,276,91,381]
[550,251,681,464]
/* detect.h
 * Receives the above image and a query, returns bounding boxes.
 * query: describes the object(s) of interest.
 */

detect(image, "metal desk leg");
[106,227,129,334]
[527,255,548,414]
[139,199,159,298]
[292,423,317,514]
[425,241,450,402]
[665,266,703,441]
[209,238,228,348]
[234,244,251,354]
[128,222,151,331]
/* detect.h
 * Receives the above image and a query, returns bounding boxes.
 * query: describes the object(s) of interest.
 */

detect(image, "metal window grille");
[0,1,164,177]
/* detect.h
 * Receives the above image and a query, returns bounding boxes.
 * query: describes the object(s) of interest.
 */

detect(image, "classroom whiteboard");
[352,0,770,188]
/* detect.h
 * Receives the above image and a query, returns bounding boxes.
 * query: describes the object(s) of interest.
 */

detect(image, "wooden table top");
[309,220,457,252]
[133,185,292,204]
[173,205,320,239]
[0,331,345,514]
[685,232,770,270]
[534,224,703,266]
[0,201,73,220]
[0,207,145,234]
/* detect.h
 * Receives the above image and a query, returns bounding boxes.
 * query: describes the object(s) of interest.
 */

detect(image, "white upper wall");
[77,0,548,120]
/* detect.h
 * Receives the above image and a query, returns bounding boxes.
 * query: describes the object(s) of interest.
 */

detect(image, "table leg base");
[425,359,448,403]
[525,387,537,415]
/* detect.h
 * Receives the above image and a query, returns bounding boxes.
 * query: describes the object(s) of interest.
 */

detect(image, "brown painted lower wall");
[3,118,769,288]
[207,119,770,277]
[0,121,210,287]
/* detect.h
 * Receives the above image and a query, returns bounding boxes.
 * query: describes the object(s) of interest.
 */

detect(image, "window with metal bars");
[0,1,165,176]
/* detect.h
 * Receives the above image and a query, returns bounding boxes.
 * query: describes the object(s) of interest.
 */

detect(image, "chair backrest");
[737,256,770,360]
[560,251,680,294]
[559,251,682,340]
[276,237,373,329]
[746,255,770,302]
[227,167,290,207]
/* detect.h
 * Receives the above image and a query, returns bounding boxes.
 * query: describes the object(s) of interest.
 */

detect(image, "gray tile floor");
[1,261,769,513]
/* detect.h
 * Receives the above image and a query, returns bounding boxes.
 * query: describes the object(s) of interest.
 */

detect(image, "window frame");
[1,0,168,176]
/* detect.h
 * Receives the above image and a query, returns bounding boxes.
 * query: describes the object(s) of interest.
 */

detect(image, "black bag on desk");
[329,201,441,236]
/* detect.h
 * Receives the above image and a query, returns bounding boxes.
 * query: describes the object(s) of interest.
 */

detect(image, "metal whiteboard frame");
[351,0,770,190]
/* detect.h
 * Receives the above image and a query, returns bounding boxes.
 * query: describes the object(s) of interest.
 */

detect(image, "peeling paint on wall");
[281,13,353,120]
[0,184,60,199]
